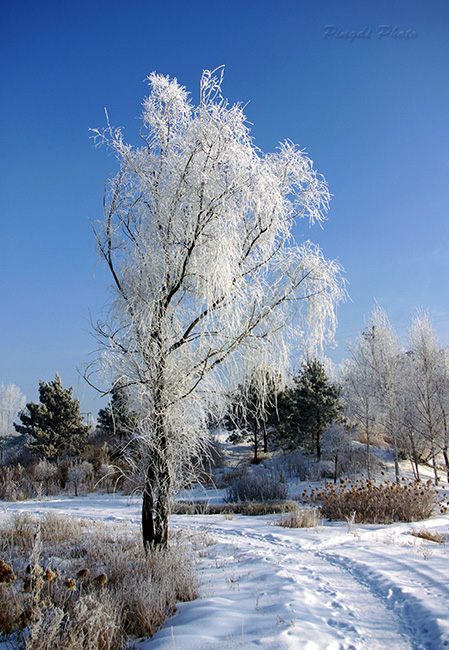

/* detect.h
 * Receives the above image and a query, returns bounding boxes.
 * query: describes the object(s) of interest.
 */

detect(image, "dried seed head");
[0,560,16,584]
[76,568,90,580]
[43,568,56,582]
[64,578,76,591]
[93,573,107,585]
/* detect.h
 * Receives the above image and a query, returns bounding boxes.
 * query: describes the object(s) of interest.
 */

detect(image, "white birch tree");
[406,310,448,485]
[90,68,345,548]
[344,307,403,482]
[0,383,26,464]
[342,337,379,478]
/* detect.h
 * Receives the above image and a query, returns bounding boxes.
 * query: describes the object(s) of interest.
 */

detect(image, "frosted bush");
[226,472,288,502]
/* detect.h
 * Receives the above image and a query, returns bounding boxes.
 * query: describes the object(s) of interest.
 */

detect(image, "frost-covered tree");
[34,459,58,496]
[67,460,93,497]
[14,374,89,462]
[0,383,26,463]
[90,68,345,548]
[225,370,280,463]
[322,422,355,482]
[342,334,379,479]
[361,307,403,482]
[405,310,449,485]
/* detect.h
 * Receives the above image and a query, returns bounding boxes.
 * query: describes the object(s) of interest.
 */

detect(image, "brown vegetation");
[0,512,199,649]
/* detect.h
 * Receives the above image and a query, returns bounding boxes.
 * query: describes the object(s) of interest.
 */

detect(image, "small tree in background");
[405,310,448,485]
[97,382,136,450]
[14,374,89,463]
[33,459,58,495]
[363,307,403,483]
[225,371,279,463]
[0,383,26,464]
[342,334,379,479]
[322,422,357,482]
[67,460,93,496]
[276,359,342,460]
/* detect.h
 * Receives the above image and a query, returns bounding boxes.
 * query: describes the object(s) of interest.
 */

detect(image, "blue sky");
[1,0,448,416]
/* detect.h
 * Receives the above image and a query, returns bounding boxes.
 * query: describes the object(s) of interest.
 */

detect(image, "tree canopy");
[90,68,345,547]
[276,359,342,460]
[14,374,88,462]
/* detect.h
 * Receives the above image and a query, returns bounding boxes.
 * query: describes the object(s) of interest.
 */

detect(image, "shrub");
[0,513,199,649]
[0,464,36,501]
[272,451,310,480]
[303,478,444,524]
[225,472,288,503]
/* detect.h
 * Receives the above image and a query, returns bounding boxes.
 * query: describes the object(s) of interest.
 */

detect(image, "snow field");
[1,493,448,650]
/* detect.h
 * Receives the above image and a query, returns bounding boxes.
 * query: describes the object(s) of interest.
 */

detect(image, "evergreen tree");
[276,359,342,460]
[14,374,89,462]
[97,382,135,447]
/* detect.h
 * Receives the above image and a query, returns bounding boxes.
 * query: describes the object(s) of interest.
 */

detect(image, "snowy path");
[149,515,449,650]
[1,495,448,649]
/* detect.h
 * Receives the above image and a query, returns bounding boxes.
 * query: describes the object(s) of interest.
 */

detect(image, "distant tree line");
[224,307,449,486]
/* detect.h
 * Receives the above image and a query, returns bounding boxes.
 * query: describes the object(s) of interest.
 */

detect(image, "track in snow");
[172,516,448,650]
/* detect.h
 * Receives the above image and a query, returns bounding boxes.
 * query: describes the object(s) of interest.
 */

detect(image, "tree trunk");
[409,432,420,481]
[387,405,400,483]
[443,449,449,485]
[364,410,371,480]
[315,430,321,462]
[430,436,439,486]
[142,406,171,550]
[333,452,339,483]
[440,402,449,483]
[262,419,268,454]
[253,420,259,463]
[142,455,170,550]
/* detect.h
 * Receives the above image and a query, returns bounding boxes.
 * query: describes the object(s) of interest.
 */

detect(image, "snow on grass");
[1,485,449,650]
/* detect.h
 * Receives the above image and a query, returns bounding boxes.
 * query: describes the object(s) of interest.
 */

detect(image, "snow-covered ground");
[1,487,449,650]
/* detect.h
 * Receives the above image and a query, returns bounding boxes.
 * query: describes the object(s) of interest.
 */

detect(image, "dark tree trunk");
[142,460,170,550]
[142,420,171,551]
[253,420,259,463]
[262,420,268,454]
[333,452,339,483]
[409,433,420,481]
[316,430,321,462]
[439,402,449,483]
[443,449,449,484]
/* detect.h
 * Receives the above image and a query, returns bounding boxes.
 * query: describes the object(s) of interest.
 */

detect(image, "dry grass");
[411,528,447,543]
[303,478,445,524]
[276,504,322,529]
[0,513,199,649]
[173,499,299,516]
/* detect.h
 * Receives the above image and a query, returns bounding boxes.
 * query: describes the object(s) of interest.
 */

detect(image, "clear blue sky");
[1,0,448,417]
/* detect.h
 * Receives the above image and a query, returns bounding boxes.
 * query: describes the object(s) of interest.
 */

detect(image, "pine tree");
[14,374,89,462]
[277,359,342,460]
[97,382,135,447]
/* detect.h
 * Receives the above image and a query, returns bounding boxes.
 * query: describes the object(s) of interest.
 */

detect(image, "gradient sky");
[1,0,448,417]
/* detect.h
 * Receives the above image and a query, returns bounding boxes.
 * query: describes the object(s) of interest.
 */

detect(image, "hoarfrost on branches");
[89,68,345,547]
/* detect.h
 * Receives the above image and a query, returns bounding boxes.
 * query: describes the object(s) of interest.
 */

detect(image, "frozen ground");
[1,482,449,650]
